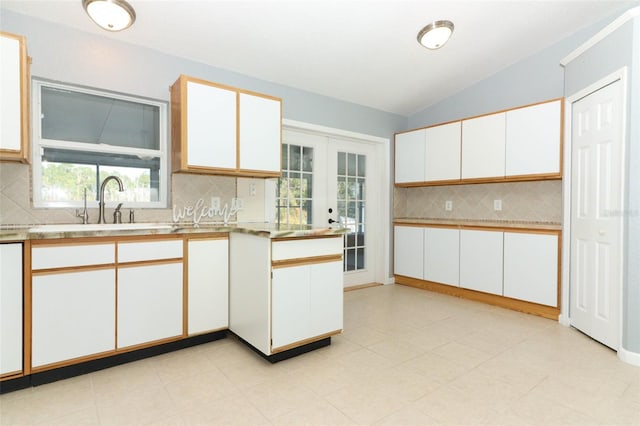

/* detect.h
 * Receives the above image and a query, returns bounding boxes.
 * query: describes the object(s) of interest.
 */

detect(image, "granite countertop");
[393,217,562,231]
[0,222,347,242]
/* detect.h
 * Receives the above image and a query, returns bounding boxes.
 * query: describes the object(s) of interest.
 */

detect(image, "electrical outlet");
[445,200,453,211]
[494,199,502,211]
[250,183,257,196]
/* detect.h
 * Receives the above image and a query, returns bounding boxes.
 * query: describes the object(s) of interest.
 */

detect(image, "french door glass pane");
[337,151,366,272]
[277,144,313,225]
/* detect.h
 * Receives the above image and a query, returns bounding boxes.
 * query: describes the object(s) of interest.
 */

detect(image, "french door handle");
[328,218,337,224]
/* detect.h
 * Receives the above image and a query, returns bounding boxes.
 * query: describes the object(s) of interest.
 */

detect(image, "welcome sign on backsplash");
[172,197,243,226]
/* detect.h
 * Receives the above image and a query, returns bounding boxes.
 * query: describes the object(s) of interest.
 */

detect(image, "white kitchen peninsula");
[229,225,345,362]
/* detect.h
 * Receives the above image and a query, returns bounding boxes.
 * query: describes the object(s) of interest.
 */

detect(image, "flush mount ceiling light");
[82,0,136,32]
[417,20,454,50]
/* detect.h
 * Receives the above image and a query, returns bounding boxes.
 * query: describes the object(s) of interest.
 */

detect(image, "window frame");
[31,78,169,209]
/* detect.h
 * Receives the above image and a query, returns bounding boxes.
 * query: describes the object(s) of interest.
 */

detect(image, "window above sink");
[31,79,169,209]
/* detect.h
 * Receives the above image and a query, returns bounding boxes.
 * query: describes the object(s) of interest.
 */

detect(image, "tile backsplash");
[0,162,237,226]
[394,180,562,223]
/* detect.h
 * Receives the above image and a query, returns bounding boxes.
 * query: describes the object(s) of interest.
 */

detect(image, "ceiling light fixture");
[82,0,136,32]
[417,20,454,50]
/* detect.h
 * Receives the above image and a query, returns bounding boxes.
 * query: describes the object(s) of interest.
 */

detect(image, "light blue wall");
[563,16,639,354]
[0,10,406,140]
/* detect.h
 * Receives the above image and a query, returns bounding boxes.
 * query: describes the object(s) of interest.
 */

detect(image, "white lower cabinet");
[117,262,183,349]
[393,225,424,279]
[32,269,115,368]
[272,260,343,349]
[1,243,23,376]
[424,228,460,286]
[187,238,229,335]
[459,229,504,295]
[504,232,558,306]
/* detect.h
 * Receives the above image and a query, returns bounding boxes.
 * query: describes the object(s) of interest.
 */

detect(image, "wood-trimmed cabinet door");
[32,269,116,368]
[504,231,559,307]
[0,32,29,163]
[424,227,460,286]
[425,122,461,182]
[506,99,562,177]
[461,112,506,180]
[238,92,282,175]
[117,262,183,349]
[271,259,343,350]
[395,129,426,184]
[393,225,424,279]
[187,238,229,335]
[0,243,23,377]
[459,229,504,295]
[117,239,184,349]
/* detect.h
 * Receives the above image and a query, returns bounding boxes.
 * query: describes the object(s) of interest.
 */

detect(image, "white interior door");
[570,79,624,350]
[279,129,380,288]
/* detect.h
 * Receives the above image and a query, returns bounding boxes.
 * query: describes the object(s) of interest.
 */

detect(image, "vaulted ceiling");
[1,0,636,115]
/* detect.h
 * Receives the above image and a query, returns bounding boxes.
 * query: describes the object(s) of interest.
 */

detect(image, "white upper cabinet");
[171,75,282,177]
[425,121,461,182]
[461,112,506,180]
[238,92,281,174]
[0,32,29,163]
[395,129,426,183]
[185,81,237,170]
[505,100,562,177]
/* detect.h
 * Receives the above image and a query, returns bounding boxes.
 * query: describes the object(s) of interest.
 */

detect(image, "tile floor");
[1,284,639,425]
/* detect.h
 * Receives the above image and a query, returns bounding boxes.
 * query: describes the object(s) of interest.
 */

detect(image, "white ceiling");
[1,0,636,116]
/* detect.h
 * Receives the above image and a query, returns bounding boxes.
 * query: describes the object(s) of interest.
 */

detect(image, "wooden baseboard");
[394,275,559,320]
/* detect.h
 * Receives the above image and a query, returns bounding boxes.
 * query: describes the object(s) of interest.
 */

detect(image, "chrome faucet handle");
[76,188,89,224]
[113,203,123,224]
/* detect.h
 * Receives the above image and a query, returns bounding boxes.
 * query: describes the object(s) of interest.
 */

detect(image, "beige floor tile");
[96,385,178,425]
[341,325,390,347]
[507,391,601,425]
[3,284,639,426]
[164,366,241,409]
[375,406,443,425]
[325,383,411,424]
[178,394,271,425]
[429,341,493,370]
[411,383,500,425]
[366,336,426,363]
[401,351,470,385]
[275,399,356,425]
[241,373,319,420]
[34,406,100,426]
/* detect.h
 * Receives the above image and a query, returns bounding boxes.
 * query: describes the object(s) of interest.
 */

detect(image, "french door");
[279,129,379,287]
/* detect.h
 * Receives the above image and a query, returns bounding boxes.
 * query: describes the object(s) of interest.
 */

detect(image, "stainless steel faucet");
[98,176,125,224]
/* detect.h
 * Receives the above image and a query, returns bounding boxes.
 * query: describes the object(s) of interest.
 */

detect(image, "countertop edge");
[0,223,347,242]
[393,218,562,231]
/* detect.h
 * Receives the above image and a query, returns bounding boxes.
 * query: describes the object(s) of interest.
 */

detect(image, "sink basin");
[29,223,176,233]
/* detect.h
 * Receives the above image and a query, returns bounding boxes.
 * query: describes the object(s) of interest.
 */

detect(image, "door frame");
[560,67,628,353]
[282,119,393,286]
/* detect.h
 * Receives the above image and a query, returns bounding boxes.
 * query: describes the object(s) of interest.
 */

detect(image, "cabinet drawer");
[118,240,183,263]
[272,237,342,261]
[32,243,115,270]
